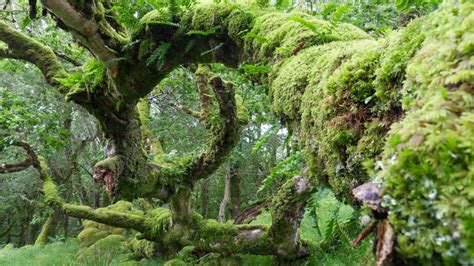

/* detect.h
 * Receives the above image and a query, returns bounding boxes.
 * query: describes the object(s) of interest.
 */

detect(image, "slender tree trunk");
[199,178,209,219]
[27,222,40,245]
[18,223,25,246]
[218,163,232,223]
[35,212,57,246]
[92,183,101,208]
[230,168,241,219]
[63,215,69,238]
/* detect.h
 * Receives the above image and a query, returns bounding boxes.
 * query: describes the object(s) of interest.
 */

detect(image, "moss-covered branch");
[137,98,164,158]
[34,212,57,246]
[40,0,128,73]
[34,160,310,259]
[0,20,67,89]
[179,76,248,184]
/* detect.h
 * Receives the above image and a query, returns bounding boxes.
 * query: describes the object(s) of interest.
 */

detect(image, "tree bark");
[34,212,57,246]
[199,178,209,219]
[218,162,232,223]
[230,168,241,219]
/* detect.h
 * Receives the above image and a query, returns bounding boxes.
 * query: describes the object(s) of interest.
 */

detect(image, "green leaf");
[20,16,32,30]
[241,64,271,76]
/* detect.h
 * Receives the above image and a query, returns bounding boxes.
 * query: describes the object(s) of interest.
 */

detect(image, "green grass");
[0,241,79,266]
[0,237,372,266]
[308,240,373,266]
[0,240,162,266]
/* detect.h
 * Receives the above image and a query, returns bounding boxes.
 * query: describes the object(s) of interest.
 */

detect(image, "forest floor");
[0,238,372,265]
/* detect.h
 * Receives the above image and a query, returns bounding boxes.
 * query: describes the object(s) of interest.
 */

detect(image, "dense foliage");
[0,0,471,265]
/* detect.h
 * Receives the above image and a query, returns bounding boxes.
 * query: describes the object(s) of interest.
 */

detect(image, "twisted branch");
[40,0,128,74]
[0,20,67,89]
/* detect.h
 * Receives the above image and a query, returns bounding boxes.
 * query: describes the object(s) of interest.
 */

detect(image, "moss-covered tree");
[0,0,472,264]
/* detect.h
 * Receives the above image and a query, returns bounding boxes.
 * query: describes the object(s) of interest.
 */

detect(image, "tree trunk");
[218,163,232,223]
[18,223,25,246]
[230,168,241,219]
[27,222,40,245]
[35,212,57,246]
[199,178,209,219]
[63,214,69,239]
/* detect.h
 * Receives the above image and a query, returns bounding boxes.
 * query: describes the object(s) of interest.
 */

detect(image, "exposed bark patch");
[93,166,115,194]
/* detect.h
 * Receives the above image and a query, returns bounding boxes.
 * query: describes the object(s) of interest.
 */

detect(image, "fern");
[290,16,335,44]
[251,126,278,154]
[305,188,363,251]
[83,59,106,88]
[146,42,171,69]
[290,16,318,33]
[257,151,303,192]
[55,58,105,90]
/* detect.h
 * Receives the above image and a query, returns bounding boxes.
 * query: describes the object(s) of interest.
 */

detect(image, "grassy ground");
[0,240,162,266]
[0,239,372,265]
[0,191,373,265]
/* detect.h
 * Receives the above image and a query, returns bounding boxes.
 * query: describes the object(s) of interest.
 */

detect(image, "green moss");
[143,208,172,239]
[95,155,124,174]
[373,16,429,113]
[243,12,370,62]
[193,218,271,255]
[131,238,157,259]
[235,94,249,124]
[137,98,163,158]
[373,2,474,264]
[77,235,132,263]
[42,178,64,208]
[34,214,55,246]
[188,4,234,30]
[76,201,142,248]
[78,228,111,248]
[225,9,254,45]
[0,20,67,89]
[140,9,173,25]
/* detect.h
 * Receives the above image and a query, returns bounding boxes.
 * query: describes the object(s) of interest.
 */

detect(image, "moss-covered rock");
[76,201,160,261]
[76,235,132,263]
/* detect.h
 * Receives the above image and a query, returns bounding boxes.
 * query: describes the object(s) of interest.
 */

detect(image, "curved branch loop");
[0,20,67,89]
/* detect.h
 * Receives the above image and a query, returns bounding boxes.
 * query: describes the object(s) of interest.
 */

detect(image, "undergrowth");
[0,239,163,266]
[0,190,373,265]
